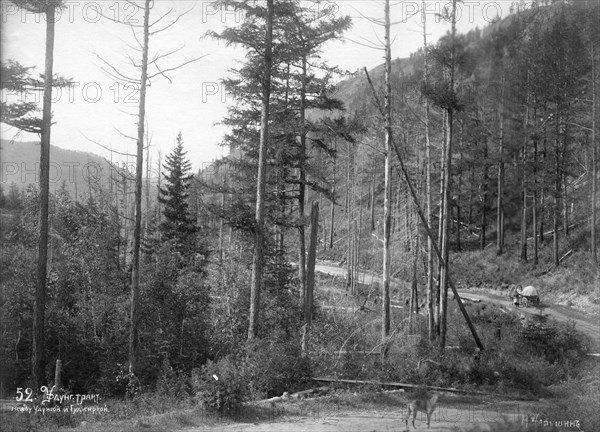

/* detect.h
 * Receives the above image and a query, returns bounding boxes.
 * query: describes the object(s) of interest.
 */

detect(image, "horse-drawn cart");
[513,285,540,308]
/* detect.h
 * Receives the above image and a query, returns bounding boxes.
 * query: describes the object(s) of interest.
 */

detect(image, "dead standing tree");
[351,0,395,358]
[94,0,203,374]
[362,0,414,356]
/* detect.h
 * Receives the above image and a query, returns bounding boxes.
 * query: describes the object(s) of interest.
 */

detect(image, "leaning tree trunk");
[363,56,484,353]
[248,0,274,340]
[32,2,55,390]
[129,0,150,374]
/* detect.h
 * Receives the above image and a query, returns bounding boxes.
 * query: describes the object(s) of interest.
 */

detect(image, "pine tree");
[158,133,198,253]
[3,0,73,390]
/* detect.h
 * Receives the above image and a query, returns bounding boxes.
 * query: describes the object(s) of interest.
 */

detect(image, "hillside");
[0,139,112,196]
[308,1,599,315]
[0,139,163,201]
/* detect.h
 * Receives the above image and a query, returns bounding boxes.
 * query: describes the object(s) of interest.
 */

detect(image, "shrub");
[518,320,588,377]
[244,339,311,399]
[193,357,249,414]
[543,371,600,432]
[156,356,191,398]
[115,364,141,398]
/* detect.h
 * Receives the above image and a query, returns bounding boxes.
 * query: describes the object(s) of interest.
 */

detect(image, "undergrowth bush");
[244,338,311,399]
[543,369,600,432]
[193,356,248,414]
[192,338,311,414]
[518,320,589,374]
[156,356,191,398]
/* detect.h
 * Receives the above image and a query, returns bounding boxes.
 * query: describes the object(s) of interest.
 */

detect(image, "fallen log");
[311,377,492,396]
[323,350,382,355]
[288,386,330,400]
[458,296,482,303]
[559,249,573,264]
[255,386,332,405]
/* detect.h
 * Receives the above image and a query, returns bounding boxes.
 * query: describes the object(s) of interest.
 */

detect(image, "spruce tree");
[158,133,197,253]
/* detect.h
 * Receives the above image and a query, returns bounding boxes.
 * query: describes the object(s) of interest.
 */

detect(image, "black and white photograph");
[1,0,599,431]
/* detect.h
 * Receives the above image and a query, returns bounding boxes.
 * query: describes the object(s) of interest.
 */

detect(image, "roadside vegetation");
[1,0,598,431]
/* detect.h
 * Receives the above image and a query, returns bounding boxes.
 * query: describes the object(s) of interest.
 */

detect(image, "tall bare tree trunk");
[540,140,546,243]
[352,152,360,294]
[346,140,352,290]
[497,85,505,256]
[533,131,539,265]
[145,134,151,235]
[435,108,448,337]
[32,3,55,390]
[521,90,529,262]
[563,171,569,236]
[553,122,561,267]
[456,122,464,252]
[298,55,308,301]
[468,167,474,227]
[422,0,435,342]
[381,0,392,354]
[321,194,326,252]
[129,0,150,374]
[439,0,458,352]
[157,152,162,245]
[370,159,376,231]
[302,201,319,352]
[219,172,225,265]
[592,46,598,263]
[480,121,489,252]
[329,138,337,249]
[439,106,453,351]
[248,0,274,340]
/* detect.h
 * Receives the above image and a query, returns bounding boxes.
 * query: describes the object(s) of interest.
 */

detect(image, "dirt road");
[315,262,600,342]
[184,401,533,432]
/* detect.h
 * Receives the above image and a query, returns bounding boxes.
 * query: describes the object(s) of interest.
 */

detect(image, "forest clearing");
[1,0,599,431]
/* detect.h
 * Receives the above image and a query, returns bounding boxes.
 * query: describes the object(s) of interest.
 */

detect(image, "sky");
[0,0,517,175]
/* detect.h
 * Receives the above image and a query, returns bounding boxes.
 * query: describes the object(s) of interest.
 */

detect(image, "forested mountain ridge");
[312,0,597,249]
[0,139,160,198]
[0,139,111,195]
[298,0,599,312]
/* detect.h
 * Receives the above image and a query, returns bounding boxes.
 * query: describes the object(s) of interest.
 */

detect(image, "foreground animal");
[405,392,439,429]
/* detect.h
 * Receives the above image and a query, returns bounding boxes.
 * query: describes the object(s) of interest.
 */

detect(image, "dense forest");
[0,0,598,431]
